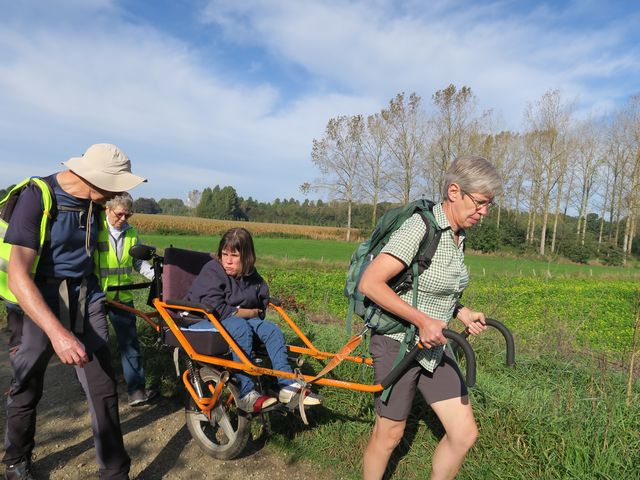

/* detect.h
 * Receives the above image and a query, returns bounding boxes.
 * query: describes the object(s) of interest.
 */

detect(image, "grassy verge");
[262,324,640,479]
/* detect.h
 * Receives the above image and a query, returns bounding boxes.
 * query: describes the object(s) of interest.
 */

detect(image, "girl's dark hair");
[217,228,256,276]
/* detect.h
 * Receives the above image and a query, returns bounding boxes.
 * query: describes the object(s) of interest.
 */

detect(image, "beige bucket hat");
[63,143,147,192]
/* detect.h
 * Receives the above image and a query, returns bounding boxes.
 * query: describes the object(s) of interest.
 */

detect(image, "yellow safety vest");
[94,212,137,303]
[0,178,54,304]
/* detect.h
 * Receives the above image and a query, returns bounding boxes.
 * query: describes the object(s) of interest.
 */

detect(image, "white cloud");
[200,0,640,126]
[1,0,639,202]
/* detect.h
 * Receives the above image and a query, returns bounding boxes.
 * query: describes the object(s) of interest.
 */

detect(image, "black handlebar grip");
[443,329,476,387]
[460,318,515,367]
[380,328,476,390]
[380,343,422,390]
[485,318,516,367]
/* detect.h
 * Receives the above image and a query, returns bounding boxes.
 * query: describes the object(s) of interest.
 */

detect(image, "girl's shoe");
[237,390,277,413]
[278,382,322,405]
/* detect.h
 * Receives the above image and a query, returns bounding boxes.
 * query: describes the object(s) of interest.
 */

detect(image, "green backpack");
[344,199,443,336]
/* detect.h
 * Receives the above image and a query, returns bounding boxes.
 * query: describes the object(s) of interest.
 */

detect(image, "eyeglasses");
[111,210,133,219]
[461,190,493,212]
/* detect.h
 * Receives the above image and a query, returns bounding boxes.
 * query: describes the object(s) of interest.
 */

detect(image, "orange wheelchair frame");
[107,245,514,460]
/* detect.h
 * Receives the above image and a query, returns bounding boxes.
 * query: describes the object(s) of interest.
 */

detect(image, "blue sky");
[1,0,639,203]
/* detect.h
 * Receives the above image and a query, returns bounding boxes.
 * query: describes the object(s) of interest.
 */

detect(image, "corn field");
[130,213,361,241]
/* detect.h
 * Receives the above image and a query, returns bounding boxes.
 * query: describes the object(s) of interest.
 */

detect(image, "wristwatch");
[453,302,464,318]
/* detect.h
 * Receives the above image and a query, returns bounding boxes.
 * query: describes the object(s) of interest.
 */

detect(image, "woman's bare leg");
[428,396,478,480]
[363,415,407,480]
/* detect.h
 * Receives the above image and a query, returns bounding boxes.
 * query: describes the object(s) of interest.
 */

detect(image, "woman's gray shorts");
[370,334,468,421]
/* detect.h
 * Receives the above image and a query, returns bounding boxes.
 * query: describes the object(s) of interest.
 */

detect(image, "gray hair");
[105,192,134,211]
[442,155,503,200]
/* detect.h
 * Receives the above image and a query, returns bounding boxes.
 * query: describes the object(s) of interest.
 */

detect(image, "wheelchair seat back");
[162,247,229,356]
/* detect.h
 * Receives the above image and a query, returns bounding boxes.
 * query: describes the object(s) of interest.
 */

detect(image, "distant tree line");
[129,186,394,229]
[0,185,14,199]
[2,181,635,265]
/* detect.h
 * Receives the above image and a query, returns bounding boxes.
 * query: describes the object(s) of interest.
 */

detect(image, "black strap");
[415,211,446,271]
[36,276,86,334]
[57,205,88,213]
[390,213,444,295]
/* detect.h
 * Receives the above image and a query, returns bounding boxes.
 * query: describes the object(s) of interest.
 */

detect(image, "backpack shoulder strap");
[0,177,57,221]
[30,177,56,219]
[414,207,443,273]
[389,202,443,295]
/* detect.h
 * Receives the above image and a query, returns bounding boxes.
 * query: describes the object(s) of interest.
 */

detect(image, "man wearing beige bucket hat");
[1,144,146,480]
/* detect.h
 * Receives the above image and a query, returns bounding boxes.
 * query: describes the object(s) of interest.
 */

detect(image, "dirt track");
[0,328,321,480]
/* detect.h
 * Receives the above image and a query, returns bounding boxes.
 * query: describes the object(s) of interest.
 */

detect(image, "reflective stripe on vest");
[0,177,54,304]
[93,212,137,302]
[99,266,134,277]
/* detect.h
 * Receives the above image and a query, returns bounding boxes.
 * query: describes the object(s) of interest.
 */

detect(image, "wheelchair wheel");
[185,367,250,460]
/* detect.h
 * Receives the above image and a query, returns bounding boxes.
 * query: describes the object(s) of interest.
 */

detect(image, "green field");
[141,233,356,264]
[141,233,640,278]
[466,253,640,278]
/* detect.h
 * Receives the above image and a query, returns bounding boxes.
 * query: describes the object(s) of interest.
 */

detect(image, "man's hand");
[457,307,487,335]
[50,328,89,367]
[9,245,89,366]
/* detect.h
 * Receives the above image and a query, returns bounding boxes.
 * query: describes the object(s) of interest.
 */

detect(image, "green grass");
[140,233,356,263]
[140,233,640,279]
[466,254,640,278]
[270,329,640,480]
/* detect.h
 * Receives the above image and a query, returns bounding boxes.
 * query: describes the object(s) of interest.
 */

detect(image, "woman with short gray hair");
[95,191,157,406]
[105,192,134,213]
[442,155,503,200]
[360,155,502,479]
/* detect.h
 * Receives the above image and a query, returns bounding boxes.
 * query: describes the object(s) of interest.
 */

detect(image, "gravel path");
[0,329,322,479]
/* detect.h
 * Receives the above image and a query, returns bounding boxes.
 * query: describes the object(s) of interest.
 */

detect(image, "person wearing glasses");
[94,192,157,406]
[359,156,502,480]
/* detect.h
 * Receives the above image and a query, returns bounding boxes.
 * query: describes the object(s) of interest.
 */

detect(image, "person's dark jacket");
[187,259,269,320]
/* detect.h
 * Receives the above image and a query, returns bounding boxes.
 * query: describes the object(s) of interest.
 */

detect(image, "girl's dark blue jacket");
[186,259,269,320]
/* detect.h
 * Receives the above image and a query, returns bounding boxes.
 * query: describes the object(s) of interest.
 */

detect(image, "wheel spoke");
[214,406,238,442]
[186,370,249,459]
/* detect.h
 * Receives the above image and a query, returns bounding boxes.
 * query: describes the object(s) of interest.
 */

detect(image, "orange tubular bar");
[182,370,218,419]
[270,303,373,366]
[208,374,226,409]
[269,303,319,353]
[154,299,254,365]
[106,299,160,332]
[153,299,383,393]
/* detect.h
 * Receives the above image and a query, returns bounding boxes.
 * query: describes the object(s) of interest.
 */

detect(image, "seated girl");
[186,227,322,413]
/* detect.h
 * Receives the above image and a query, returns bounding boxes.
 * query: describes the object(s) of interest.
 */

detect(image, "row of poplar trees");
[306,85,640,263]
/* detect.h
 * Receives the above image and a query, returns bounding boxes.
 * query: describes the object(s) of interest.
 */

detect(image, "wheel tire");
[185,367,251,460]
